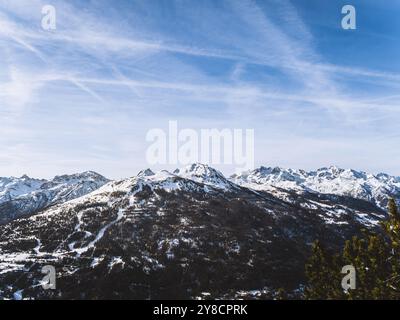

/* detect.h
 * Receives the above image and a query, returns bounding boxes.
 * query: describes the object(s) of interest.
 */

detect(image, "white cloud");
[0,0,399,177]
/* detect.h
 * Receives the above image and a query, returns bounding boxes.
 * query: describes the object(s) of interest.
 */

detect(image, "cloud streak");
[0,0,399,177]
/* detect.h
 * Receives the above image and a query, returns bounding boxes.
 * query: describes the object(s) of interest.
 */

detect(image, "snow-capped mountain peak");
[232,166,400,209]
[86,164,237,201]
[0,171,109,224]
[137,168,155,178]
[0,176,46,204]
[173,163,234,190]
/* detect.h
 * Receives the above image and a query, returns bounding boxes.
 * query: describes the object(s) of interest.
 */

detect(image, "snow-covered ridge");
[174,163,236,190]
[74,164,229,203]
[38,164,399,213]
[0,171,108,203]
[93,163,235,197]
[0,175,46,204]
[128,164,399,209]
[0,171,109,223]
[231,165,400,208]
[1,164,398,224]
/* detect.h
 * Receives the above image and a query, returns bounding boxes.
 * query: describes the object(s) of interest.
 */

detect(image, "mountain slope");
[0,171,109,224]
[0,165,388,299]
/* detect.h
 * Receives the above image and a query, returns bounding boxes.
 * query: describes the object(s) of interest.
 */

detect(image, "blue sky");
[0,0,399,179]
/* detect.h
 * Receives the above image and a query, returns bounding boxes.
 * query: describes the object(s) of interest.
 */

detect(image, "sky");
[0,0,399,179]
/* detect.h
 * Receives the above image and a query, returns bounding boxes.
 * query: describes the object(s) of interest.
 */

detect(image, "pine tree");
[305,240,326,299]
[342,236,362,299]
[305,198,400,299]
[382,198,400,298]
[305,240,342,299]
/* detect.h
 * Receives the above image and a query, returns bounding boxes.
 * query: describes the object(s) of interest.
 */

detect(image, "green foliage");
[305,241,344,299]
[305,199,400,299]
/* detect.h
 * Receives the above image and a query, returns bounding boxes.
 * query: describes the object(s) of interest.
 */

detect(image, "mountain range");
[232,166,400,209]
[0,164,398,299]
[0,171,109,224]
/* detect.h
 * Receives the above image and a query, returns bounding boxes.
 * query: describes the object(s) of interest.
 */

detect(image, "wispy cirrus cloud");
[0,0,399,177]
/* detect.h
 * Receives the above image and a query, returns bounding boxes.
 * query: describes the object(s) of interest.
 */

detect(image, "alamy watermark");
[41,5,57,30]
[341,5,356,30]
[341,265,356,292]
[41,265,56,290]
[40,4,354,32]
[146,121,255,173]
